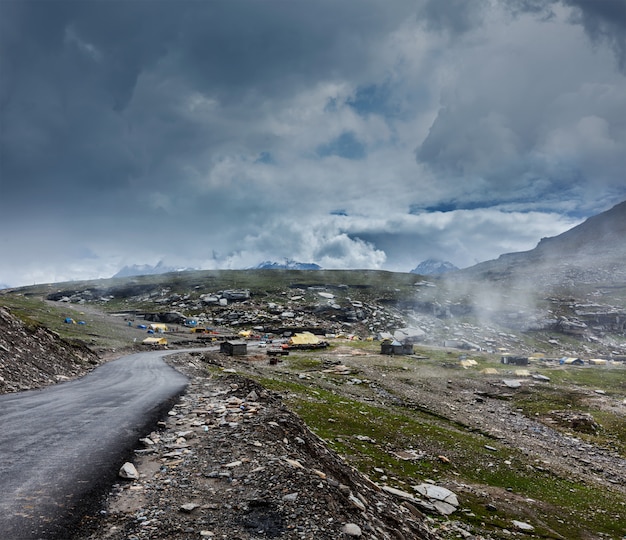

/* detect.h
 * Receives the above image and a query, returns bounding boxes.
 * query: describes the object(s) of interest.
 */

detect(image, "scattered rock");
[118,462,138,480]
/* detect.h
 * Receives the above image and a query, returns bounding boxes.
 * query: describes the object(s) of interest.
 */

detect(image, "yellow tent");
[589,358,607,365]
[289,332,320,346]
[149,323,168,333]
[143,337,168,346]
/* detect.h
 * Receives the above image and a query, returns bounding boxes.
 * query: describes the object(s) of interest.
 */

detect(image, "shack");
[220,341,248,356]
[381,340,414,356]
[500,355,529,366]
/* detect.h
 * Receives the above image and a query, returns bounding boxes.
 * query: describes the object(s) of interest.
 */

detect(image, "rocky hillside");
[454,199,626,285]
[0,306,99,393]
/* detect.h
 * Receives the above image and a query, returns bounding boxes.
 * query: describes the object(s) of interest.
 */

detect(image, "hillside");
[0,306,99,393]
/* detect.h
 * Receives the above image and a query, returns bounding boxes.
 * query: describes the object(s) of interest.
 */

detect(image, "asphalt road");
[0,350,189,540]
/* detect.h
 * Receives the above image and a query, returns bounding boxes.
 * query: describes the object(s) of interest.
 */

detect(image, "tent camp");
[148,323,168,333]
[142,337,167,347]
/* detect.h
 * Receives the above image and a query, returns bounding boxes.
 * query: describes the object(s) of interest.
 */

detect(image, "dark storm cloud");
[565,0,626,71]
[504,0,626,70]
[1,0,625,286]
[0,0,416,216]
[420,0,489,34]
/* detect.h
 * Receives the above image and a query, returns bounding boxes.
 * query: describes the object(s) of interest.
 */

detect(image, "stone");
[512,520,534,531]
[348,493,366,511]
[118,462,139,480]
[410,484,460,515]
[381,485,416,501]
[341,523,362,536]
[180,503,200,513]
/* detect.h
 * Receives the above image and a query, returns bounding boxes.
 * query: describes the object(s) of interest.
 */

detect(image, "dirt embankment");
[0,306,99,393]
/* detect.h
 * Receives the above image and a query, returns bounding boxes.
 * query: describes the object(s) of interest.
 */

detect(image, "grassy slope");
[250,343,626,539]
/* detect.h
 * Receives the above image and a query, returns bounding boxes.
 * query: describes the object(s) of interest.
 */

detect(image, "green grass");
[252,374,626,539]
[0,294,137,349]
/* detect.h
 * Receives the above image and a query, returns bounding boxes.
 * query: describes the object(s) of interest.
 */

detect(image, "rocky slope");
[0,306,99,393]
[73,359,443,540]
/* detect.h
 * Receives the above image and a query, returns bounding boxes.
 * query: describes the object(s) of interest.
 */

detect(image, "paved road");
[0,350,189,540]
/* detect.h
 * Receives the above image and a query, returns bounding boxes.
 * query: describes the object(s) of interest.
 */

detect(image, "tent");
[289,332,320,346]
[143,337,167,347]
[148,323,168,333]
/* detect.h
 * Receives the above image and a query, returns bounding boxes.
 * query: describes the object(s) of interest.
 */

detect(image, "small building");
[222,289,251,301]
[220,341,247,356]
[381,340,414,355]
[501,355,529,366]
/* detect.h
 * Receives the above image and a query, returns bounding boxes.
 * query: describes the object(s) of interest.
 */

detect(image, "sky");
[1,0,625,287]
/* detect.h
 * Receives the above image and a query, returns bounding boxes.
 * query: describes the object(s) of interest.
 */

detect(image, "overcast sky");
[1,0,625,287]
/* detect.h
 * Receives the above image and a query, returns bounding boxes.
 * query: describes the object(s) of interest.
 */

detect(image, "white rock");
[341,523,362,536]
[432,500,457,515]
[413,484,459,506]
[381,485,416,501]
[348,493,366,511]
[512,520,534,531]
[118,462,139,480]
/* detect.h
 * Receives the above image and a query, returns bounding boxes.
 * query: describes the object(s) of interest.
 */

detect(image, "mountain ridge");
[453,199,626,284]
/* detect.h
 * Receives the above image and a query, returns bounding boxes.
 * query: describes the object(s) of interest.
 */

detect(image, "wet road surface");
[0,350,189,539]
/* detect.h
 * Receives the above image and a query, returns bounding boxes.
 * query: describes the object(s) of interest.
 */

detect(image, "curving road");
[0,350,190,540]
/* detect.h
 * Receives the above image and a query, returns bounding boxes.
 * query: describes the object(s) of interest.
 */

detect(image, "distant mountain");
[253,259,322,270]
[0,283,10,290]
[410,259,458,275]
[113,261,194,278]
[454,200,626,285]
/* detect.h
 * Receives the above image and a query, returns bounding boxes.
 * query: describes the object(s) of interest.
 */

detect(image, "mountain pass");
[0,350,190,540]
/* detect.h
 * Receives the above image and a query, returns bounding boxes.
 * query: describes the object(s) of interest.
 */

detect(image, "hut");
[220,341,248,356]
[380,340,414,355]
[500,355,529,366]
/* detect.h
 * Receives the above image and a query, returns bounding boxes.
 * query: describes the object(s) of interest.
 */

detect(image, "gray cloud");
[1,0,625,286]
